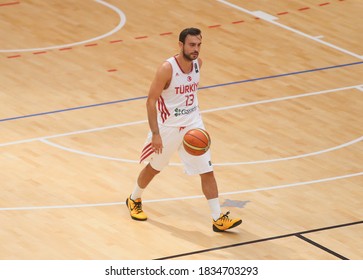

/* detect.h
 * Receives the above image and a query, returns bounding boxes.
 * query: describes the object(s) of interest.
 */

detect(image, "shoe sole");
[126,198,147,221]
[213,219,242,232]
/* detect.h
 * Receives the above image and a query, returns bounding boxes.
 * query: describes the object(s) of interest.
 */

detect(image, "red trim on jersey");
[140,143,153,163]
[173,56,194,74]
[158,96,170,123]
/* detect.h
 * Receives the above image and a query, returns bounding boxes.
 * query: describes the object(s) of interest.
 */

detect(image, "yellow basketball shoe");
[213,211,242,232]
[126,196,147,221]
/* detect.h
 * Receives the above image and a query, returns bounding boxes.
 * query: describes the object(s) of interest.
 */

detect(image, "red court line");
[135,36,148,39]
[59,47,72,51]
[208,24,221,28]
[109,39,123,44]
[0,1,19,7]
[7,54,21,58]
[298,7,310,11]
[33,51,47,55]
[85,43,98,47]
[0,0,349,61]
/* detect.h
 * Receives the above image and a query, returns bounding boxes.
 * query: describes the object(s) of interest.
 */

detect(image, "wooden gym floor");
[0,0,362,260]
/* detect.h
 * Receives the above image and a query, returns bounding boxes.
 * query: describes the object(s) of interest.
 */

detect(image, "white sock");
[130,183,145,200]
[208,198,221,221]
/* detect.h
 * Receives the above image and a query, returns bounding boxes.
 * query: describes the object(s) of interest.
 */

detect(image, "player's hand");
[152,134,163,154]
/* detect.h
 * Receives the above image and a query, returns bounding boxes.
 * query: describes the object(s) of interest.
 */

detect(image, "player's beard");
[183,48,198,61]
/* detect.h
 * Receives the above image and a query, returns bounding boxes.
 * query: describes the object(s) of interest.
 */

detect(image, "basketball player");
[126,28,242,232]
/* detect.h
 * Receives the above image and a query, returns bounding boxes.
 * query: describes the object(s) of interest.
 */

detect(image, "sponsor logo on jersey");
[174,105,198,117]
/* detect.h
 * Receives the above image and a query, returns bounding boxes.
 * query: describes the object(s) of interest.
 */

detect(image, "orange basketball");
[183,128,211,156]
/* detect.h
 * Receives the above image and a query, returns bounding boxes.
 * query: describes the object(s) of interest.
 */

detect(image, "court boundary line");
[1,84,362,166]
[0,83,361,148]
[0,0,126,53]
[0,171,361,211]
[0,61,362,123]
[39,135,363,166]
[154,220,363,260]
[216,0,363,60]
[295,234,349,260]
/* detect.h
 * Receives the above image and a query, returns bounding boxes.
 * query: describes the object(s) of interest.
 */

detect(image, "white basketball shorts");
[139,119,213,175]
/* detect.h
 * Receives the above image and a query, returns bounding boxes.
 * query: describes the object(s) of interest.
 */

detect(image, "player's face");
[182,35,202,61]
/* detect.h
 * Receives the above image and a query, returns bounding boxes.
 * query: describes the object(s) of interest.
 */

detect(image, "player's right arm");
[146,61,172,154]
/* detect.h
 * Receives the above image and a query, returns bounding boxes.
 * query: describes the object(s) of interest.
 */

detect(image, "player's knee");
[200,171,214,177]
[147,163,161,175]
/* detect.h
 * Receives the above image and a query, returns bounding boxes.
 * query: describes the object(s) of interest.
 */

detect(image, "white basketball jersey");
[157,56,202,127]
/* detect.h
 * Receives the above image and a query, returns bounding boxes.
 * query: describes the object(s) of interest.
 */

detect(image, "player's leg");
[126,163,159,221]
[200,171,218,199]
[137,163,160,189]
[200,171,242,232]
[179,121,242,231]
[126,126,181,221]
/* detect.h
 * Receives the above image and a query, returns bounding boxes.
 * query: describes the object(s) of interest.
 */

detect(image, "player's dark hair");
[179,27,202,43]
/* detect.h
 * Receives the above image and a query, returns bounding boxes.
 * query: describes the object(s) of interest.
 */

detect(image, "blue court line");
[0,96,147,123]
[1,61,362,123]
[202,61,363,89]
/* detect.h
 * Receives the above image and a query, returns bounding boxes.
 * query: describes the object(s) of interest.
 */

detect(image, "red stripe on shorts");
[140,143,153,163]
